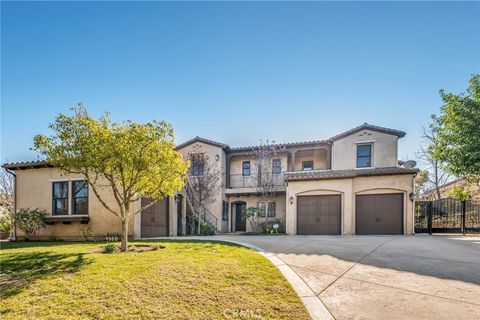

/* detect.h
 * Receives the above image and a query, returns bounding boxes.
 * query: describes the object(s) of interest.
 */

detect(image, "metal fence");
[415,198,480,234]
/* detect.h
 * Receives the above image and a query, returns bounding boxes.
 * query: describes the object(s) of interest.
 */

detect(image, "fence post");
[428,201,433,235]
[462,200,466,235]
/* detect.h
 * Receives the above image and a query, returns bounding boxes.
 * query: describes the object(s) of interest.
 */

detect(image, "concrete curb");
[144,237,334,320]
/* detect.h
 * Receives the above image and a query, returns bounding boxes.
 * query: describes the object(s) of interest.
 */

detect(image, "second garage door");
[297,195,341,235]
[356,193,403,235]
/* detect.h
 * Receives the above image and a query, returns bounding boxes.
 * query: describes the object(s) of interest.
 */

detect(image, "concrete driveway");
[212,234,480,320]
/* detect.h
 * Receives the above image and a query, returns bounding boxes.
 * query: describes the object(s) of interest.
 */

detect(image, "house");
[2,123,419,240]
[420,178,480,202]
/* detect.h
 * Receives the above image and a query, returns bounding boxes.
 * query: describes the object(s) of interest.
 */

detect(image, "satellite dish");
[403,160,417,169]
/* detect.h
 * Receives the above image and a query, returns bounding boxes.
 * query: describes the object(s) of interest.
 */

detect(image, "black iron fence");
[415,198,480,234]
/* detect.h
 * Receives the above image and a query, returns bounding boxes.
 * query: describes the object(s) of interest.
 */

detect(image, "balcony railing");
[229,172,285,188]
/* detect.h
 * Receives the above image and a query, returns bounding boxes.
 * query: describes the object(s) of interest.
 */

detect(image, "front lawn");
[0,241,310,320]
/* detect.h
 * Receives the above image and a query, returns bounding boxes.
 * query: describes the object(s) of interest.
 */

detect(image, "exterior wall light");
[215,154,220,161]
[409,192,415,201]
[289,196,294,205]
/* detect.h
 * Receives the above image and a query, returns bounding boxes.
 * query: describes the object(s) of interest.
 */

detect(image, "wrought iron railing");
[415,198,480,234]
[229,172,285,188]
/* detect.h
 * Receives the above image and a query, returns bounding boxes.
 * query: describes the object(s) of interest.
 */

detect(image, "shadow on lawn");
[0,251,91,298]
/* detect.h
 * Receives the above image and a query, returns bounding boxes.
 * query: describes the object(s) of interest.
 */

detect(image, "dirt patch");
[90,244,165,254]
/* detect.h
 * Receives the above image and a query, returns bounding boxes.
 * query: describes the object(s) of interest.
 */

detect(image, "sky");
[1,1,479,166]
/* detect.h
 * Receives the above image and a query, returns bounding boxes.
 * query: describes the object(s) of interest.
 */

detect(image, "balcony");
[226,172,286,195]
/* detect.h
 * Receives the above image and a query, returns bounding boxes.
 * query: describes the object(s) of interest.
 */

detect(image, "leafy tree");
[447,186,472,201]
[416,121,450,199]
[34,105,189,251]
[0,169,14,236]
[432,74,480,180]
[14,208,47,240]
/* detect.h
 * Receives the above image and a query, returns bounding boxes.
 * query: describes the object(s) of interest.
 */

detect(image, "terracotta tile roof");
[329,123,406,142]
[285,166,419,181]
[175,136,229,150]
[2,160,53,170]
[229,139,330,152]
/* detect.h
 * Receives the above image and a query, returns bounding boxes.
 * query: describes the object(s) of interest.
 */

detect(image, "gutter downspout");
[5,168,16,241]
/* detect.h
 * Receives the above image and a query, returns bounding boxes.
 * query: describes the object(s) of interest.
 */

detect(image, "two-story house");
[3,123,418,240]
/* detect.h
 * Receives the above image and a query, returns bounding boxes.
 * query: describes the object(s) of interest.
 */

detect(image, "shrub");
[200,223,215,236]
[104,243,117,254]
[262,219,284,234]
[0,214,11,233]
[14,208,47,241]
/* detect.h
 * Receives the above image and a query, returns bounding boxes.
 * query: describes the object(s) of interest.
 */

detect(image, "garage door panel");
[141,198,169,238]
[297,195,341,235]
[356,193,403,235]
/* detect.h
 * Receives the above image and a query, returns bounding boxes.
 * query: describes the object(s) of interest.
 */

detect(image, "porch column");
[289,150,296,171]
[325,146,332,169]
[181,195,187,236]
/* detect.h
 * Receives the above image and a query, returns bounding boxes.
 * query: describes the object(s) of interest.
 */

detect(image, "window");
[52,182,68,215]
[357,144,372,168]
[302,160,314,171]
[258,201,276,218]
[272,159,281,174]
[267,202,276,217]
[258,202,267,217]
[190,154,205,176]
[72,181,88,215]
[242,161,250,176]
[222,201,229,221]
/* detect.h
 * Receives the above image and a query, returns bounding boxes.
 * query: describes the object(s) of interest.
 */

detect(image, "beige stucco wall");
[229,153,289,188]
[15,167,135,240]
[332,129,398,170]
[228,194,287,232]
[177,141,227,231]
[286,174,415,235]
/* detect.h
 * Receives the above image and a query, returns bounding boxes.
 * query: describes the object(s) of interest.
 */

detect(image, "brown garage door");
[356,193,403,235]
[297,195,341,235]
[141,198,169,238]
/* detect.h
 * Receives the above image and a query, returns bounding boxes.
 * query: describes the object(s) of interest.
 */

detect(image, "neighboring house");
[420,178,480,202]
[2,123,418,240]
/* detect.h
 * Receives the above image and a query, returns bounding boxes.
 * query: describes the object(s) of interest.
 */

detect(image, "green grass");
[0,240,310,320]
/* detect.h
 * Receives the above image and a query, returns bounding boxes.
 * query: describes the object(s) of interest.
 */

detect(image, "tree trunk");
[120,215,129,252]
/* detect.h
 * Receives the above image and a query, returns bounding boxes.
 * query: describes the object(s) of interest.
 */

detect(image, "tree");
[416,122,450,200]
[0,169,14,237]
[14,208,47,241]
[414,170,429,198]
[34,105,189,251]
[185,154,222,234]
[432,74,480,180]
[251,140,285,225]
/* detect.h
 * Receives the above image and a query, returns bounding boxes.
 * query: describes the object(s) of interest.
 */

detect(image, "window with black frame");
[357,144,372,168]
[190,154,205,176]
[242,161,250,176]
[222,201,229,221]
[267,202,276,217]
[72,181,89,215]
[272,159,281,174]
[52,181,68,215]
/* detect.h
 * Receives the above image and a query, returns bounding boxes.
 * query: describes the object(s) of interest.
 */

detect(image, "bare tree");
[416,124,450,200]
[0,169,14,237]
[185,154,222,233]
[251,140,285,226]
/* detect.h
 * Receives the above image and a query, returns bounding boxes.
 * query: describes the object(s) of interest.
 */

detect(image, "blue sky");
[1,1,479,165]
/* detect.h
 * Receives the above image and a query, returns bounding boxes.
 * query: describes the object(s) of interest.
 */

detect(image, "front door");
[141,198,169,238]
[235,203,246,232]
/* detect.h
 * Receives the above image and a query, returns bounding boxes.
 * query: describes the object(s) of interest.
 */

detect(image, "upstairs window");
[72,181,88,215]
[357,144,372,168]
[190,154,205,176]
[272,159,282,174]
[52,182,68,215]
[302,160,313,171]
[242,161,250,176]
